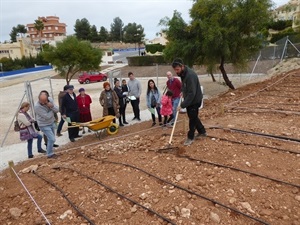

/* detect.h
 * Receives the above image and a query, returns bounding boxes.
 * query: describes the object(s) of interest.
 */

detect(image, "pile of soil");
[0,67,299,225]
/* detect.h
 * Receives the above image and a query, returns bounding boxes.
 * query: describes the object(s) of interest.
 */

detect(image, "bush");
[127,55,167,66]
[270,28,298,43]
[145,44,165,54]
[0,54,49,71]
[268,20,293,31]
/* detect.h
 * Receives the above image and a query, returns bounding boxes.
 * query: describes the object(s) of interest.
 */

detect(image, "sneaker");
[132,117,136,120]
[120,123,124,127]
[137,118,141,121]
[184,138,194,146]
[166,124,173,128]
[70,138,75,142]
[38,149,46,153]
[56,132,62,137]
[195,133,207,139]
[159,122,163,126]
[82,130,86,134]
[75,135,82,138]
[123,121,129,124]
[47,154,58,159]
[151,122,156,127]
[53,144,59,148]
[28,155,34,159]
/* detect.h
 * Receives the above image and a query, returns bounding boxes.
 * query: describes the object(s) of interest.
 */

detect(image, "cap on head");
[67,85,74,90]
[79,88,85,92]
[63,85,69,91]
[171,58,184,68]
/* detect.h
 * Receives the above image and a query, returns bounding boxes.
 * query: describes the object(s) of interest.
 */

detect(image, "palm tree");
[34,19,44,51]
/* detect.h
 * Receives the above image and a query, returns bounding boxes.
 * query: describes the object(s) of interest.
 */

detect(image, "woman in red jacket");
[76,88,92,134]
[160,90,173,128]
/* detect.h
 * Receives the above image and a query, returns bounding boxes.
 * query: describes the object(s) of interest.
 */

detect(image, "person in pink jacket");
[160,90,173,127]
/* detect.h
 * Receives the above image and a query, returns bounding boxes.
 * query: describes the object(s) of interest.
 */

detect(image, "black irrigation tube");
[206,134,300,155]
[33,171,95,225]
[209,126,300,143]
[88,156,270,225]
[227,107,300,115]
[57,166,176,225]
[176,153,300,189]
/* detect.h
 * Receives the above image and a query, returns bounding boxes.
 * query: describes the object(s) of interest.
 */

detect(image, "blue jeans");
[172,97,180,120]
[27,134,43,157]
[56,116,65,134]
[40,123,56,157]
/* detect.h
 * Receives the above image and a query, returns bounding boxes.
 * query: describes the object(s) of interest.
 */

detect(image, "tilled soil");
[0,69,300,225]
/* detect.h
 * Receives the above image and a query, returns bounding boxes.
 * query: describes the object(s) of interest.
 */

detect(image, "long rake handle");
[168,98,182,145]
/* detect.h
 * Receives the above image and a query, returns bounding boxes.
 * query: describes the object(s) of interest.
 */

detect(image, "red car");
[78,71,108,84]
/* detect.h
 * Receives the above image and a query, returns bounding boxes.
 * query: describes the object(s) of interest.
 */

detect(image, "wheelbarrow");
[69,115,119,139]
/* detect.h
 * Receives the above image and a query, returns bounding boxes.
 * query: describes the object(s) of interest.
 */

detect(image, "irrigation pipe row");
[88,156,270,225]
[206,134,300,155]
[209,126,300,143]
[225,71,295,107]
[57,166,176,225]
[33,171,95,225]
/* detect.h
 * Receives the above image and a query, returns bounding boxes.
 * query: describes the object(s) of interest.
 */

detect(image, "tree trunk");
[210,71,216,82]
[219,57,235,89]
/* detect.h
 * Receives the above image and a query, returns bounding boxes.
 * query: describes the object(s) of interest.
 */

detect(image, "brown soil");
[1,69,300,225]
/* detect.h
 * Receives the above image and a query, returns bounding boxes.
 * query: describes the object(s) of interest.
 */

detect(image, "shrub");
[145,44,165,54]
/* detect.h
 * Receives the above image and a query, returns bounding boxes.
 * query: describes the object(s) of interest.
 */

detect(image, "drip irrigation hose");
[175,155,300,189]
[88,156,270,225]
[209,126,300,143]
[227,107,300,115]
[206,135,300,155]
[58,166,176,225]
[33,171,95,225]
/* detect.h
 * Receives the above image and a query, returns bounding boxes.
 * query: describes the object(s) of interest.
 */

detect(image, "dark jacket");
[61,93,79,117]
[180,66,203,109]
[114,86,125,108]
[58,91,67,113]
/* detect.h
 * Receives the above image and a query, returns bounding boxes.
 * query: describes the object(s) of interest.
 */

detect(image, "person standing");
[76,88,92,134]
[17,102,45,159]
[34,92,59,158]
[99,82,120,122]
[61,85,81,142]
[146,79,162,126]
[113,79,127,126]
[166,71,182,122]
[160,90,174,128]
[121,79,129,124]
[171,58,206,146]
[127,72,142,121]
[56,85,68,136]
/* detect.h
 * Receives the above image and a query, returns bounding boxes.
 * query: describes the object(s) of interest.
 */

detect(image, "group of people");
[17,58,207,159]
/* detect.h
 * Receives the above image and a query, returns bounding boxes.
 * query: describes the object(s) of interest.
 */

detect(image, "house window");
[48,27,51,30]
[55,26,58,30]
[49,34,52,37]
[32,35,35,38]
[31,28,34,31]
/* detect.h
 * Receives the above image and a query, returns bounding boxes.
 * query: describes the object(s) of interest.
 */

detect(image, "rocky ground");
[0,59,300,225]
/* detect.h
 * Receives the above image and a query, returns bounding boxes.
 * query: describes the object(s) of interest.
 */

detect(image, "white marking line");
[11,167,52,225]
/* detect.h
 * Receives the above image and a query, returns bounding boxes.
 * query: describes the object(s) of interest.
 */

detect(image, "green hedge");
[145,44,165,54]
[127,55,167,66]
[0,54,49,71]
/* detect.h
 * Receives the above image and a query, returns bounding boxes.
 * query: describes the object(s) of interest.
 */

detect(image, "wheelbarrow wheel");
[107,123,119,135]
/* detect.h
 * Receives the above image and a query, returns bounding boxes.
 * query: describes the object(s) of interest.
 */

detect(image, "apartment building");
[0,38,37,60]
[273,0,300,29]
[26,16,67,46]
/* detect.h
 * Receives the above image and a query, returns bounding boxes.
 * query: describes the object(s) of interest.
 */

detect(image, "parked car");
[78,71,108,84]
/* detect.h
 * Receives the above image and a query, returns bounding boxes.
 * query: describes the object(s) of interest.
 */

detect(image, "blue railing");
[0,65,53,78]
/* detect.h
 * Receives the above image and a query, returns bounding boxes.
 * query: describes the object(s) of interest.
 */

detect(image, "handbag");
[14,120,20,132]
[34,121,40,131]
[19,128,32,141]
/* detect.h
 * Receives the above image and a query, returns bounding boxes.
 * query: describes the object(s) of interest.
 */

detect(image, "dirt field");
[0,60,300,225]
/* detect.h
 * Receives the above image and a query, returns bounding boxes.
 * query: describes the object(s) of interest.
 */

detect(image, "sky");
[0,0,290,42]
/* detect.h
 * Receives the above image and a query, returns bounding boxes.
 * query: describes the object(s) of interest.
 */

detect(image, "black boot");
[123,115,128,124]
[119,118,124,127]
